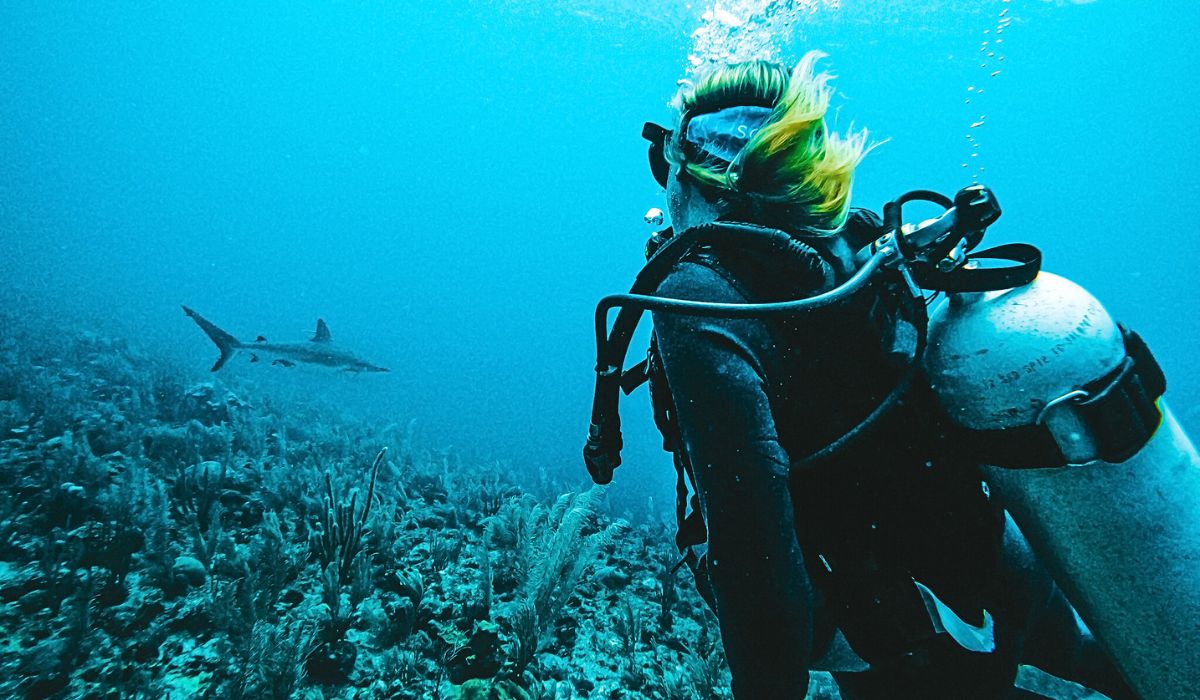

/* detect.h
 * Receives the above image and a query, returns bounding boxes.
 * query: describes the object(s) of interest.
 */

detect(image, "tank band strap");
[948,326,1166,469]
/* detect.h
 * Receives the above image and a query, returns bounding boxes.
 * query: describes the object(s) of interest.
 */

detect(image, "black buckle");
[1059,327,1165,464]
[1072,357,1162,463]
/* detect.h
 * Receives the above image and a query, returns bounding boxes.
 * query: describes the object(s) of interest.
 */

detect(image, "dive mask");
[642,122,672,188]
[641,104,776,188]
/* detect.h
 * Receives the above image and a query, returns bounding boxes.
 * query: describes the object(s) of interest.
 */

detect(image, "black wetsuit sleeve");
[652,260,815,699]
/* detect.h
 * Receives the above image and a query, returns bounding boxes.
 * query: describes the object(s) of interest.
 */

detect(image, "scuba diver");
[582,53,1148,699]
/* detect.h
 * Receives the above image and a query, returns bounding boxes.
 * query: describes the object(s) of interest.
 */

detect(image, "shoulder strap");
[586,221,848,483]
[585,225,715,483]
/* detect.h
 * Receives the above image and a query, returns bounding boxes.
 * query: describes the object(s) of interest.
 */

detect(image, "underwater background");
[0,0,1195,697]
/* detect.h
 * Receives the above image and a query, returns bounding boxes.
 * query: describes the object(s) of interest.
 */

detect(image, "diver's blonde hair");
[670,51,871,232]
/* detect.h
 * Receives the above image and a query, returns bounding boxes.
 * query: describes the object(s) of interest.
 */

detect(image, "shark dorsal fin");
[311,319,332,343]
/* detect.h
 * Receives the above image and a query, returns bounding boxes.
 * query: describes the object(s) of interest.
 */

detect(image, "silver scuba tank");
[924,271,1200,700]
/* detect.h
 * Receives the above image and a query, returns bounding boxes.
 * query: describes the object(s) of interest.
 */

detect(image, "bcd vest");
[642,217,1005,664]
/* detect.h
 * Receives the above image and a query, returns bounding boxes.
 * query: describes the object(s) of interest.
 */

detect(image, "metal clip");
[936,239,968,273]
[1035,389,1090,426]
[873,232,905,268]
[595,364,620,378]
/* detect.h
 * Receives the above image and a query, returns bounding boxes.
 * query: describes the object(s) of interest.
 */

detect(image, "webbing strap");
[587,221,863,484]
[947,327,1166,468]
[620,358,650,395]
[912,243,1042,293]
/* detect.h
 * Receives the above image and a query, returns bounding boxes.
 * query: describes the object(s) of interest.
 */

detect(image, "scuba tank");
[585,185,1199,696]
[924,271,1200,700]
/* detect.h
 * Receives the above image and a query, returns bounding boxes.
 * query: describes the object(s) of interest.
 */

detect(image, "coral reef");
[0,317,1108,699]
[0,317,740,699]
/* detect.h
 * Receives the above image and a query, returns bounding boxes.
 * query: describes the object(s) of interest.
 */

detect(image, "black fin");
[255,335,267,343]
[250,354,259,363]
[311,319,332,343]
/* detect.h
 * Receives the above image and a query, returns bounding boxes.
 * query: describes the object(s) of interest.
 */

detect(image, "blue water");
[1,0,1197,512]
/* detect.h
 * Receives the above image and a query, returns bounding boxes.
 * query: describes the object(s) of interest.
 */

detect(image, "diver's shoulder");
[655,254,750,304]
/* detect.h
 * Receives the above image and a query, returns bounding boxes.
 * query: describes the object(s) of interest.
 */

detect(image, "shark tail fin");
[182,306,242,372]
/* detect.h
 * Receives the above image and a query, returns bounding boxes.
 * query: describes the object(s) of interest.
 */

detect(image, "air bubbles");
[708,6,746,27]
[962,0,1014,183]
[686,0,841,78]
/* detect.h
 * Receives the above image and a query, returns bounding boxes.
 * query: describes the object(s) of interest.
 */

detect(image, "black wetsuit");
[649,219,1135,699]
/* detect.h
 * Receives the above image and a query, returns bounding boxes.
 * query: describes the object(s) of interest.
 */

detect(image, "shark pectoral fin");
[250,353,259,363]
[311,319,332,343]
[912,579,995,653]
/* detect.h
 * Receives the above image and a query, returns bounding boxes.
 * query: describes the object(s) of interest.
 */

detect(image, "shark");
[182,306,389,373]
